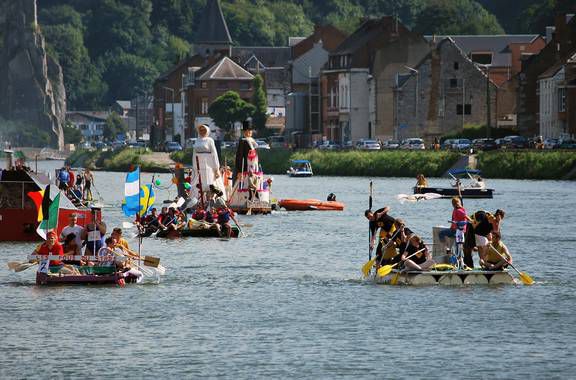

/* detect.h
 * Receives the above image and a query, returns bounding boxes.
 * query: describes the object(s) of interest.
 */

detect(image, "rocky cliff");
[0,0,66,149]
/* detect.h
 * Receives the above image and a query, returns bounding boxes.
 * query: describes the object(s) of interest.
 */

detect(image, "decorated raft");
[24,254,164,286]
[373,269,515,286]
[154,225,240,238]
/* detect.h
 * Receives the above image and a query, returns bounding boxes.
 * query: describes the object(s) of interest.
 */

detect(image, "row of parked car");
[313,138,426,150]
[442,136,576,150]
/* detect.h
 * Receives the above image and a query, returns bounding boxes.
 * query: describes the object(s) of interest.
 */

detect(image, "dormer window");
[470,52,492,65]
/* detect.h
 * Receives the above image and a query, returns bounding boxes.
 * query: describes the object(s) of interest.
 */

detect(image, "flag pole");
[138,166,142,266]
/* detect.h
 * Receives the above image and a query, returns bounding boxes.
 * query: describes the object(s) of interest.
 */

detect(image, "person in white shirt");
[60,214,84,249]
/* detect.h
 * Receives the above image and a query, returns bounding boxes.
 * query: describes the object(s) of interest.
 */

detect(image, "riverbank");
[68,148,576,180]
[66,148,172,172]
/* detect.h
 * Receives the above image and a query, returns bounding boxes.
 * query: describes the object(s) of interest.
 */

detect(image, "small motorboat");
[278,198,345,211]
[287,160,313,177]
[413,169,494,199]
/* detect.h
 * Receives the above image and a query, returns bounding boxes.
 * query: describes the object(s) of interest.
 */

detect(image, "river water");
[0,161,575,379]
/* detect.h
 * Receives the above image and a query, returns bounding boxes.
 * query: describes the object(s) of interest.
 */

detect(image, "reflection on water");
[0,161,575,378]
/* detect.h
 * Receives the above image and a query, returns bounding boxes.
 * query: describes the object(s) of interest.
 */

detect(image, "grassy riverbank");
[66,148,170,172]
[172,149,458,177]
[70,148,576,180]
[478,151,576,180]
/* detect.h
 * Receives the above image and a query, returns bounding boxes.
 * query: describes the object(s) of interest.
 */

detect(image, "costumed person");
[192,124,226,202]
[234,120,258,183]
[416,174,428,188]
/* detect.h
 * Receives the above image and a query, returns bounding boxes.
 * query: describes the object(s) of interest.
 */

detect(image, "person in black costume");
[234,120,258,183]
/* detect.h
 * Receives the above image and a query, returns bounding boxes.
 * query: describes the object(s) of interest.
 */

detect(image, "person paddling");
[365,206,398,269]
[482,231,512,270]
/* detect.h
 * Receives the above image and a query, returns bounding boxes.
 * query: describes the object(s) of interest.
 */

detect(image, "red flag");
[27,189,45,222]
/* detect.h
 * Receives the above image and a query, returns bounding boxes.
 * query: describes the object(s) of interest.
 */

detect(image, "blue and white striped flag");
[122,167,140,216]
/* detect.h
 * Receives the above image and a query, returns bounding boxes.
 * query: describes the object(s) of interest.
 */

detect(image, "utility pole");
[486,70,491,138]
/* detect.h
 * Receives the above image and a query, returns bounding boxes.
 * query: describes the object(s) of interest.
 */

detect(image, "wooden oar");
[488,245,534,285]
[368,181,373,260]
[7,261,38,272]
[377,248,425,278]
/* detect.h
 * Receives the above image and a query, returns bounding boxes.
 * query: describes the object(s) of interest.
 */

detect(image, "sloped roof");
[425,35,541,67]
[197,56,254,80]
[292,25,348,60]
[333,17,396,55]
[538,62,564,79]
[115,100,131,110]
[66,111,110,121]
[196,0,232,44]
[232,46,291,68]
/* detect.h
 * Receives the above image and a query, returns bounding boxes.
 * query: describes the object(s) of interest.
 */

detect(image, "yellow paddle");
[361,228,401,278]
[377,248,425,278]
[488,245,534,285]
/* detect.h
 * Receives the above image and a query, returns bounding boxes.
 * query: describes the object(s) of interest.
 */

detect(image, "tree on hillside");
[516,0,576,34]
[413,0,504,35]
[209,91,255,131]
[63,124,83,145]
[101,53,160,103]
[103,112,127,142]
[251,75,268,131]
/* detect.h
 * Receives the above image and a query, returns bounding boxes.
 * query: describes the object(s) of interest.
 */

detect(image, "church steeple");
[195,0,233,57]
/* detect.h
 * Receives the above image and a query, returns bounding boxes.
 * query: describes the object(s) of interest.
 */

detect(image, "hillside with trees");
[37,0,575,111]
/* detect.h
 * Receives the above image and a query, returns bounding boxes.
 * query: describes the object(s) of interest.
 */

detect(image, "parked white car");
[400,138,425,150]
[255,140,271,149]
[356,139,381,150]
[381,140,400,149]
[452,138,472,150]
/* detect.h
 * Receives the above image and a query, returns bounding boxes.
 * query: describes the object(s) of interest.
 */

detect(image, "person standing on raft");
[192,124,226,202]
[234,120,258,184]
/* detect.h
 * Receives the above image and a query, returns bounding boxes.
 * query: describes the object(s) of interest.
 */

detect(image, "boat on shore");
[413,169,494,199]
[278,199,345,211]
[373,269,515,285]
[287,160,313,177]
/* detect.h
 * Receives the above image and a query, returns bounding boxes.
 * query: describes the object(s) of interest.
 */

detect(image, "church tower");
[195,0,233,58]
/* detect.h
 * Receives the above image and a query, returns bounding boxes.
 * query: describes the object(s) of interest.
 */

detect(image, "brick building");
[394,38,498,142]
[517,14,576,136]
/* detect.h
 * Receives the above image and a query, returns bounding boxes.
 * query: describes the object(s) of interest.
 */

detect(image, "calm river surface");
[1,161,575,379]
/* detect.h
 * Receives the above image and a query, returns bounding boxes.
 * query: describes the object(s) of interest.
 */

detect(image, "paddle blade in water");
[519,272,534,285]
[361,258,375,277]
[390,271,400,285]
[143,256,160,268]
[377,265,392,278]
[7,262,21,270]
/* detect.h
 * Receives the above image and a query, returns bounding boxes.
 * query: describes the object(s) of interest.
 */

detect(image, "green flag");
[37,193,60,239]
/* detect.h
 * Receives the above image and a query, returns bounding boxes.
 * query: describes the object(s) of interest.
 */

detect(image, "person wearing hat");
[234,120,258,183]
[33,230,64,266]
[192,124,226,202]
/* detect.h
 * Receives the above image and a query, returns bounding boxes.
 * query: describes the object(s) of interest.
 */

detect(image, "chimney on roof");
[546,26,555,43]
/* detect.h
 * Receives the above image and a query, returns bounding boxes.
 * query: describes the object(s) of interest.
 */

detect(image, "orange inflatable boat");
[278,199,345,211]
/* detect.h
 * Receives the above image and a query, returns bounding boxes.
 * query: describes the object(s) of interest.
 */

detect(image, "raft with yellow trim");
[278,199,345,211]
[373,269,515,286]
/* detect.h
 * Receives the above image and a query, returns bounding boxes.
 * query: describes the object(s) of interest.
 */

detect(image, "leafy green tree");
[101,53,160,102]
[103,112,127,141]
[208,91,255,131]
[63,124,83,145]
[413,0,504,35]
[251,75,268,131]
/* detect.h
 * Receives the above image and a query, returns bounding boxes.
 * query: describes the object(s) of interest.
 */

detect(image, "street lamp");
[161,86,174,134]
[404,66,419,127]
[478,64,492,138]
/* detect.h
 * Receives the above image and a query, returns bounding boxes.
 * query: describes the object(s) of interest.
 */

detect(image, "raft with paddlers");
[153,225,240,239]
[8,254,165,286]
[278,199,345,211]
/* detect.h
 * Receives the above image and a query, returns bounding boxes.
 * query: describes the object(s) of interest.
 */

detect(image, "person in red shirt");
[438,197,470,253]
[34,230,64,266]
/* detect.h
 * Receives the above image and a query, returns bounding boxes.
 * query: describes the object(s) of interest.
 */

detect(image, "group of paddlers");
[31,211,143,281]
[365,197,511,272]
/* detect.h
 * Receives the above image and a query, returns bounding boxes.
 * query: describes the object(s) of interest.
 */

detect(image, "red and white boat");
[0,153,98,241]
